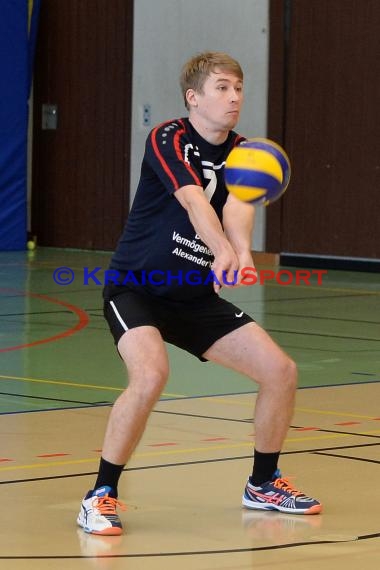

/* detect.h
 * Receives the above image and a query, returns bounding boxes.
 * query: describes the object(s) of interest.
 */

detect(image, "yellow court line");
[0,431,359,473]
[0,457,99,472]
[295,407,377,420]
[2,375,375,416]
[0,373,121,392]
[193,396,378,419]
[194,391,380,421]
[134,431,357,457]
[0,374,184,398]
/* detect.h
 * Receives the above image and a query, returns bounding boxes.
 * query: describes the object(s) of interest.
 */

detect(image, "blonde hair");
[180,51,244,109]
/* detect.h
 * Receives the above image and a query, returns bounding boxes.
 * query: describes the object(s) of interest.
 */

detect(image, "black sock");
[93,457,125,496]
[250,449,280,486]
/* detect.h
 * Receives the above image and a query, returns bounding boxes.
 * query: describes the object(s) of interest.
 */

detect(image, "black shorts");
[103,284,254,361]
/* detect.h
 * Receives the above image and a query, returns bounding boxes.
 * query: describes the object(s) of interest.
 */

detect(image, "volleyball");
[224,138,291,205]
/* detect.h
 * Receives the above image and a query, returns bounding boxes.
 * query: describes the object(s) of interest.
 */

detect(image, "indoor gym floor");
[0,248,379,569]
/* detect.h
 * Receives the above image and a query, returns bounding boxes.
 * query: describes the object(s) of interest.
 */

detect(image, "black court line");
[0,289,100,299]
[314,451,380,465]
[291,425,380,440]
[0,307,102,318]
[1,442,379,486]
[0,320,105,334]
[0,310,73,317]
[153,409,252,423]
[153,409,380,440]
[267,328,380,342]
[160,380,380,400]
[264,311,380,326]
[279,344,380,354]
[0,389,259,416]
[0,391,107,406]
[0,402,112,416]
[2,380,379,415]
[0,315,105,331]
[236,292,379,305]
[0,532,379,559]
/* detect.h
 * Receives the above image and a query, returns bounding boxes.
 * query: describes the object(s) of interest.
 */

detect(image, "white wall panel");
[132,0,269,250]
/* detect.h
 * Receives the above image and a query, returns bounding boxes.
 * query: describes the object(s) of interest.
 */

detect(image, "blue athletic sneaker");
[242,472,322,515]
[77,486,126,535]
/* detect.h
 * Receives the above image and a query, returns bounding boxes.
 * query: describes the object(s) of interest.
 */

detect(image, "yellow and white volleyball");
[224,138,291,205]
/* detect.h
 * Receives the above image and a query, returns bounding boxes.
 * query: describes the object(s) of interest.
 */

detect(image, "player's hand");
[215,251,256,289]
[235,252,255,287]
[211,245,240,293]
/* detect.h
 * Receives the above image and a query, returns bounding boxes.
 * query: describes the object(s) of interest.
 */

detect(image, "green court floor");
[0,248,379,414]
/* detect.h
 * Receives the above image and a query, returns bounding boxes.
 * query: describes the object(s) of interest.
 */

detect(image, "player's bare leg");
[77,327,169,535]
[203,321,296,451]
[203,322,322,514]
[102,326,169,465]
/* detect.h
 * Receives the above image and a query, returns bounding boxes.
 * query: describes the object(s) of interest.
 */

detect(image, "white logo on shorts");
[235,311,244,318]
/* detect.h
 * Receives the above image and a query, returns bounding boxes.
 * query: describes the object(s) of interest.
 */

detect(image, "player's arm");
[222,193,256,283]
[175,185,239,291]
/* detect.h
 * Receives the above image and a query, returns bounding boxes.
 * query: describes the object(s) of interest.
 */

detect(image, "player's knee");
[282,356,297,392]
[265,354,297,392]
[131,366,169,402]
[147,367,169,395]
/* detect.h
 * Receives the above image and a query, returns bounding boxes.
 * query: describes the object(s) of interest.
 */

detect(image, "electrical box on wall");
[42,104,58,130]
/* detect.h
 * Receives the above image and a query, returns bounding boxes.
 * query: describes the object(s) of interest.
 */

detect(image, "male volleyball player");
[77,51,322,535]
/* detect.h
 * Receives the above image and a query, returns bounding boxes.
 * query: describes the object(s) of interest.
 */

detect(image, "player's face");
[192,69,244,131]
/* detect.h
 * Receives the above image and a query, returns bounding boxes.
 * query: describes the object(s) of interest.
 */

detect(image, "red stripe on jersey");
[233,134,246,147]
[175,119,202,186]
[151,120,202,191]
[151,125,180,190]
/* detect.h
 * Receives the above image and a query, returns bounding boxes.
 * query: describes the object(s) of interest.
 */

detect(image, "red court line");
[36,453,70,458]
[0,289,89,353]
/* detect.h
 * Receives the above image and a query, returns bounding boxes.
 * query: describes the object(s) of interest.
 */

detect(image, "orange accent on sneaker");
[251,490,284,505]
[306,503,323,514]
[272,478,323,514]
[273,477,304,497]
[93,494,127,515]
[92,526,124,536]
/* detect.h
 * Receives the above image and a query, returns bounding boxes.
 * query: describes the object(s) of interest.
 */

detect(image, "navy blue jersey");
[110,118,245,300]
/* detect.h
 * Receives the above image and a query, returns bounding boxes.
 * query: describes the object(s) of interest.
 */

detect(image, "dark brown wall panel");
[267,0,380,258]
[32,0,133,250]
